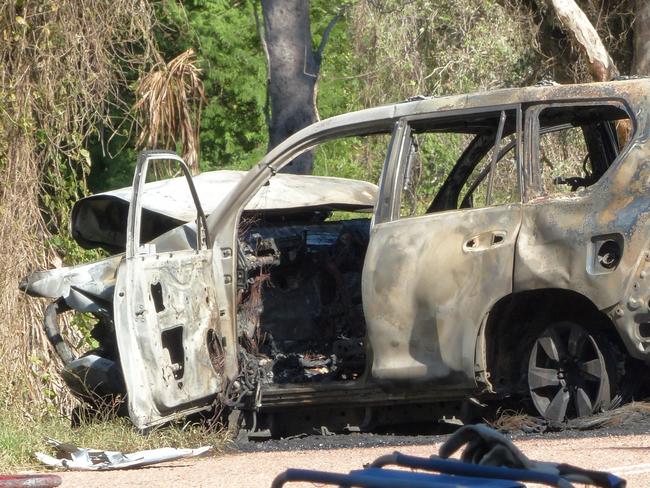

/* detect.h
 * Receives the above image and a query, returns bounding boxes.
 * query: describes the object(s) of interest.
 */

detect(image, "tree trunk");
[546,0,619,81]
[261,0,318,174]
[633,0,650,75]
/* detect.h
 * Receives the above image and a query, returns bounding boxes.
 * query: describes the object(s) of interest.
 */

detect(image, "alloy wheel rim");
[528,323,609,422]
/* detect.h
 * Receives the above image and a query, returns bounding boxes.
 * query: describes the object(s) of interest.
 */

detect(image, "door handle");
[463,230,507,252]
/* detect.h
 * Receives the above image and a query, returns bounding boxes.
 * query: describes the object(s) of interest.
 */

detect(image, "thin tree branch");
[633,0,650,75]
[254,0,271,129]
[314,4,348,68]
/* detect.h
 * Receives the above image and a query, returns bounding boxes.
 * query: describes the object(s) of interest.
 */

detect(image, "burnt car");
[21,79,650,432]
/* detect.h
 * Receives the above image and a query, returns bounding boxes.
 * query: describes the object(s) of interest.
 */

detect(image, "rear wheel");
[527,321,616,422]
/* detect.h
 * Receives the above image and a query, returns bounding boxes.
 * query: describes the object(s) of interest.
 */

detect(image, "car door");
[363,108,523,388]
[114,151,228,430]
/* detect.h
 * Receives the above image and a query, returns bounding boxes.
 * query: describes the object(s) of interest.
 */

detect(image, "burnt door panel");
[363,204,521,387]
[114,151,226,430]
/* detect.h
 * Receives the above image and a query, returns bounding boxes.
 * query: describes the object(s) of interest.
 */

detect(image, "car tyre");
[527,321,617,422]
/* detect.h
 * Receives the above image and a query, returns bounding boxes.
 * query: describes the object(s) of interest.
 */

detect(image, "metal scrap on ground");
[35,438,211,470]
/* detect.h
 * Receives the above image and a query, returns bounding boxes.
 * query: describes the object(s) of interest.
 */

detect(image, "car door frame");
[114,150,229,430]
[362,104,524,388]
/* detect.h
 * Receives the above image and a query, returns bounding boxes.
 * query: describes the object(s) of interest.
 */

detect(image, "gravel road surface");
[48,422,650,487]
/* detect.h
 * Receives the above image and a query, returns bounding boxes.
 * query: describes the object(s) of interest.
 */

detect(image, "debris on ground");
[35,438,211,470]
[562,401,650,431]
[489,409,547,434]
[490,401,650,434]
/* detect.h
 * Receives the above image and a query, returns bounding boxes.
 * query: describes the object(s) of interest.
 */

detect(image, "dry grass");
[592,401,650,429]
[346,0,545,107]
[489,401,650,433]
[0,0,159,415]
[0,411,229,472]
[0,382,229,470]
[0,5,223,465]
[488,409,546,433]
[344,0,635,106]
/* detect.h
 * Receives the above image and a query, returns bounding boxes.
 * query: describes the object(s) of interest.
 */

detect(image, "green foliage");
[70,312,100,350]
[161,0,268,171]
[312,134,389,183]
[310,1,362,118]
[401,132,474,216]
[41,151,106,266]
[87,0,547,194]
[344,0,543,107]
[88,1,269,193]
[309,0,543,192]
[87,137,139,193]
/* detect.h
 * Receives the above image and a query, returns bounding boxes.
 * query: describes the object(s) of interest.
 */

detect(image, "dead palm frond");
[134,49,205,175]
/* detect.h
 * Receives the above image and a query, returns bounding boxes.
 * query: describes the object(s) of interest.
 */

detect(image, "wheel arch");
[476,288,620,395]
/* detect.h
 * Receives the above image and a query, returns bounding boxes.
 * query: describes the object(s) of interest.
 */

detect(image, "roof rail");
[535,79,559,86]
[403,94,433,103]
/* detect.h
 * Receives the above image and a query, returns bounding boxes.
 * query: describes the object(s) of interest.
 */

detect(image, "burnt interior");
[236,211,370,384]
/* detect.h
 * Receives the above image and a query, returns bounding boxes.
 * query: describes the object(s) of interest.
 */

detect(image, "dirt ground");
[45,431,650,487]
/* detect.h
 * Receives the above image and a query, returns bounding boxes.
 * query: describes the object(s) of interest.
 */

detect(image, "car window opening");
[533,104,632,198]
[400,109,520,218]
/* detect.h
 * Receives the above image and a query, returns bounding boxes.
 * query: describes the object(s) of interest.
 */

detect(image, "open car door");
[114,151,226,430]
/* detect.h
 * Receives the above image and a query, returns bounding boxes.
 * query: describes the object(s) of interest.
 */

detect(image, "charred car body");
[21,80,650,431]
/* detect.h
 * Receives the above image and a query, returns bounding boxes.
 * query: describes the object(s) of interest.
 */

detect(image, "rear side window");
[530,103,632,198]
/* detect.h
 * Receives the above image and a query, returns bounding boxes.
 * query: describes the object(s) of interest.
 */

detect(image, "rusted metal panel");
[513,95,650,364]
[206,81,650,339]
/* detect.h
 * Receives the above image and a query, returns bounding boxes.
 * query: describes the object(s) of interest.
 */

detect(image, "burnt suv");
[21,79,650,432]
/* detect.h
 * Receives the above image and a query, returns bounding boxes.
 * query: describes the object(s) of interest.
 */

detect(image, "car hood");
[71,170,378,252]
